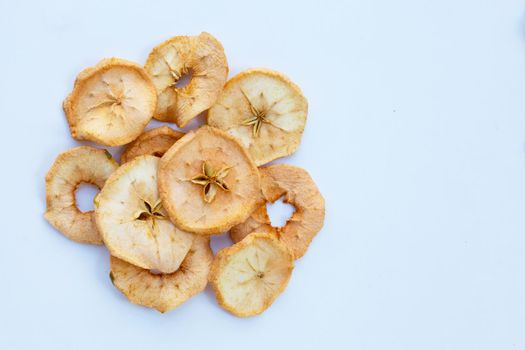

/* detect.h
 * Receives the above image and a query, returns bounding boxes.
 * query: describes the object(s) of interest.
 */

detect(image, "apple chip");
[110,236,213,313]
[207,68,308,166]
[145,32,228,127]
[95,155,194,273]
[230,164,325,259]
[230,202,273,243]
[158,126,260,235]
[63,58,157,146]
[44,146,119,244]
[121,126,184,163]
[209,232,294,317]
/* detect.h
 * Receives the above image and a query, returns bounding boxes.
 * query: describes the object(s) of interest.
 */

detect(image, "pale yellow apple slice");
[207,68,308,165]
[95,155,194,273]
[110,236,213,313]
[209,232,294,317]
[145,32,228,127]
[230,164,325,259]
[44,146,119,244]
[63,58,157,146]
[158,126,260,235]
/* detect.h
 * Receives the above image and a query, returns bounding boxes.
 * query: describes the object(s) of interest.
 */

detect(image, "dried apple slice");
[209,232,294,317]
[95,155,194,273]
[44,146,119,244]
[145,32,228,127]
[229,202,273,243]
[207,68,308,166]
[63,58,157,146]
[158,126,260,235]
[110,236,213,313]
[121,126,184,163]
[230,164,325,259]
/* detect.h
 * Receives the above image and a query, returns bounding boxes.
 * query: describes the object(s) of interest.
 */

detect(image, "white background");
[1,0,525,349]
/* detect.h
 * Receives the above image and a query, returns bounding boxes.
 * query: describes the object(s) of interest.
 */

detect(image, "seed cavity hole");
[210,233,233,255]
[266,196,295,228]
[174,70,193,88]
[75,183,99,212]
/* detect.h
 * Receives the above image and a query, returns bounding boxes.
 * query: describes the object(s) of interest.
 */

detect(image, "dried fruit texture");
[44,146,119,244]
[229,202,274,242]
[95,155,194,273]
[121,126,184,163]
[207,68,308,166]
[209,232,294,317]
[110,236,213,313]
[158,126,260,235]
[63,58,157,146]
[230,164,325,259]
[145,32,228,127]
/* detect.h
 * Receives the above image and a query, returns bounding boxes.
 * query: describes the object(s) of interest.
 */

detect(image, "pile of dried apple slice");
[44,32,325,316]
